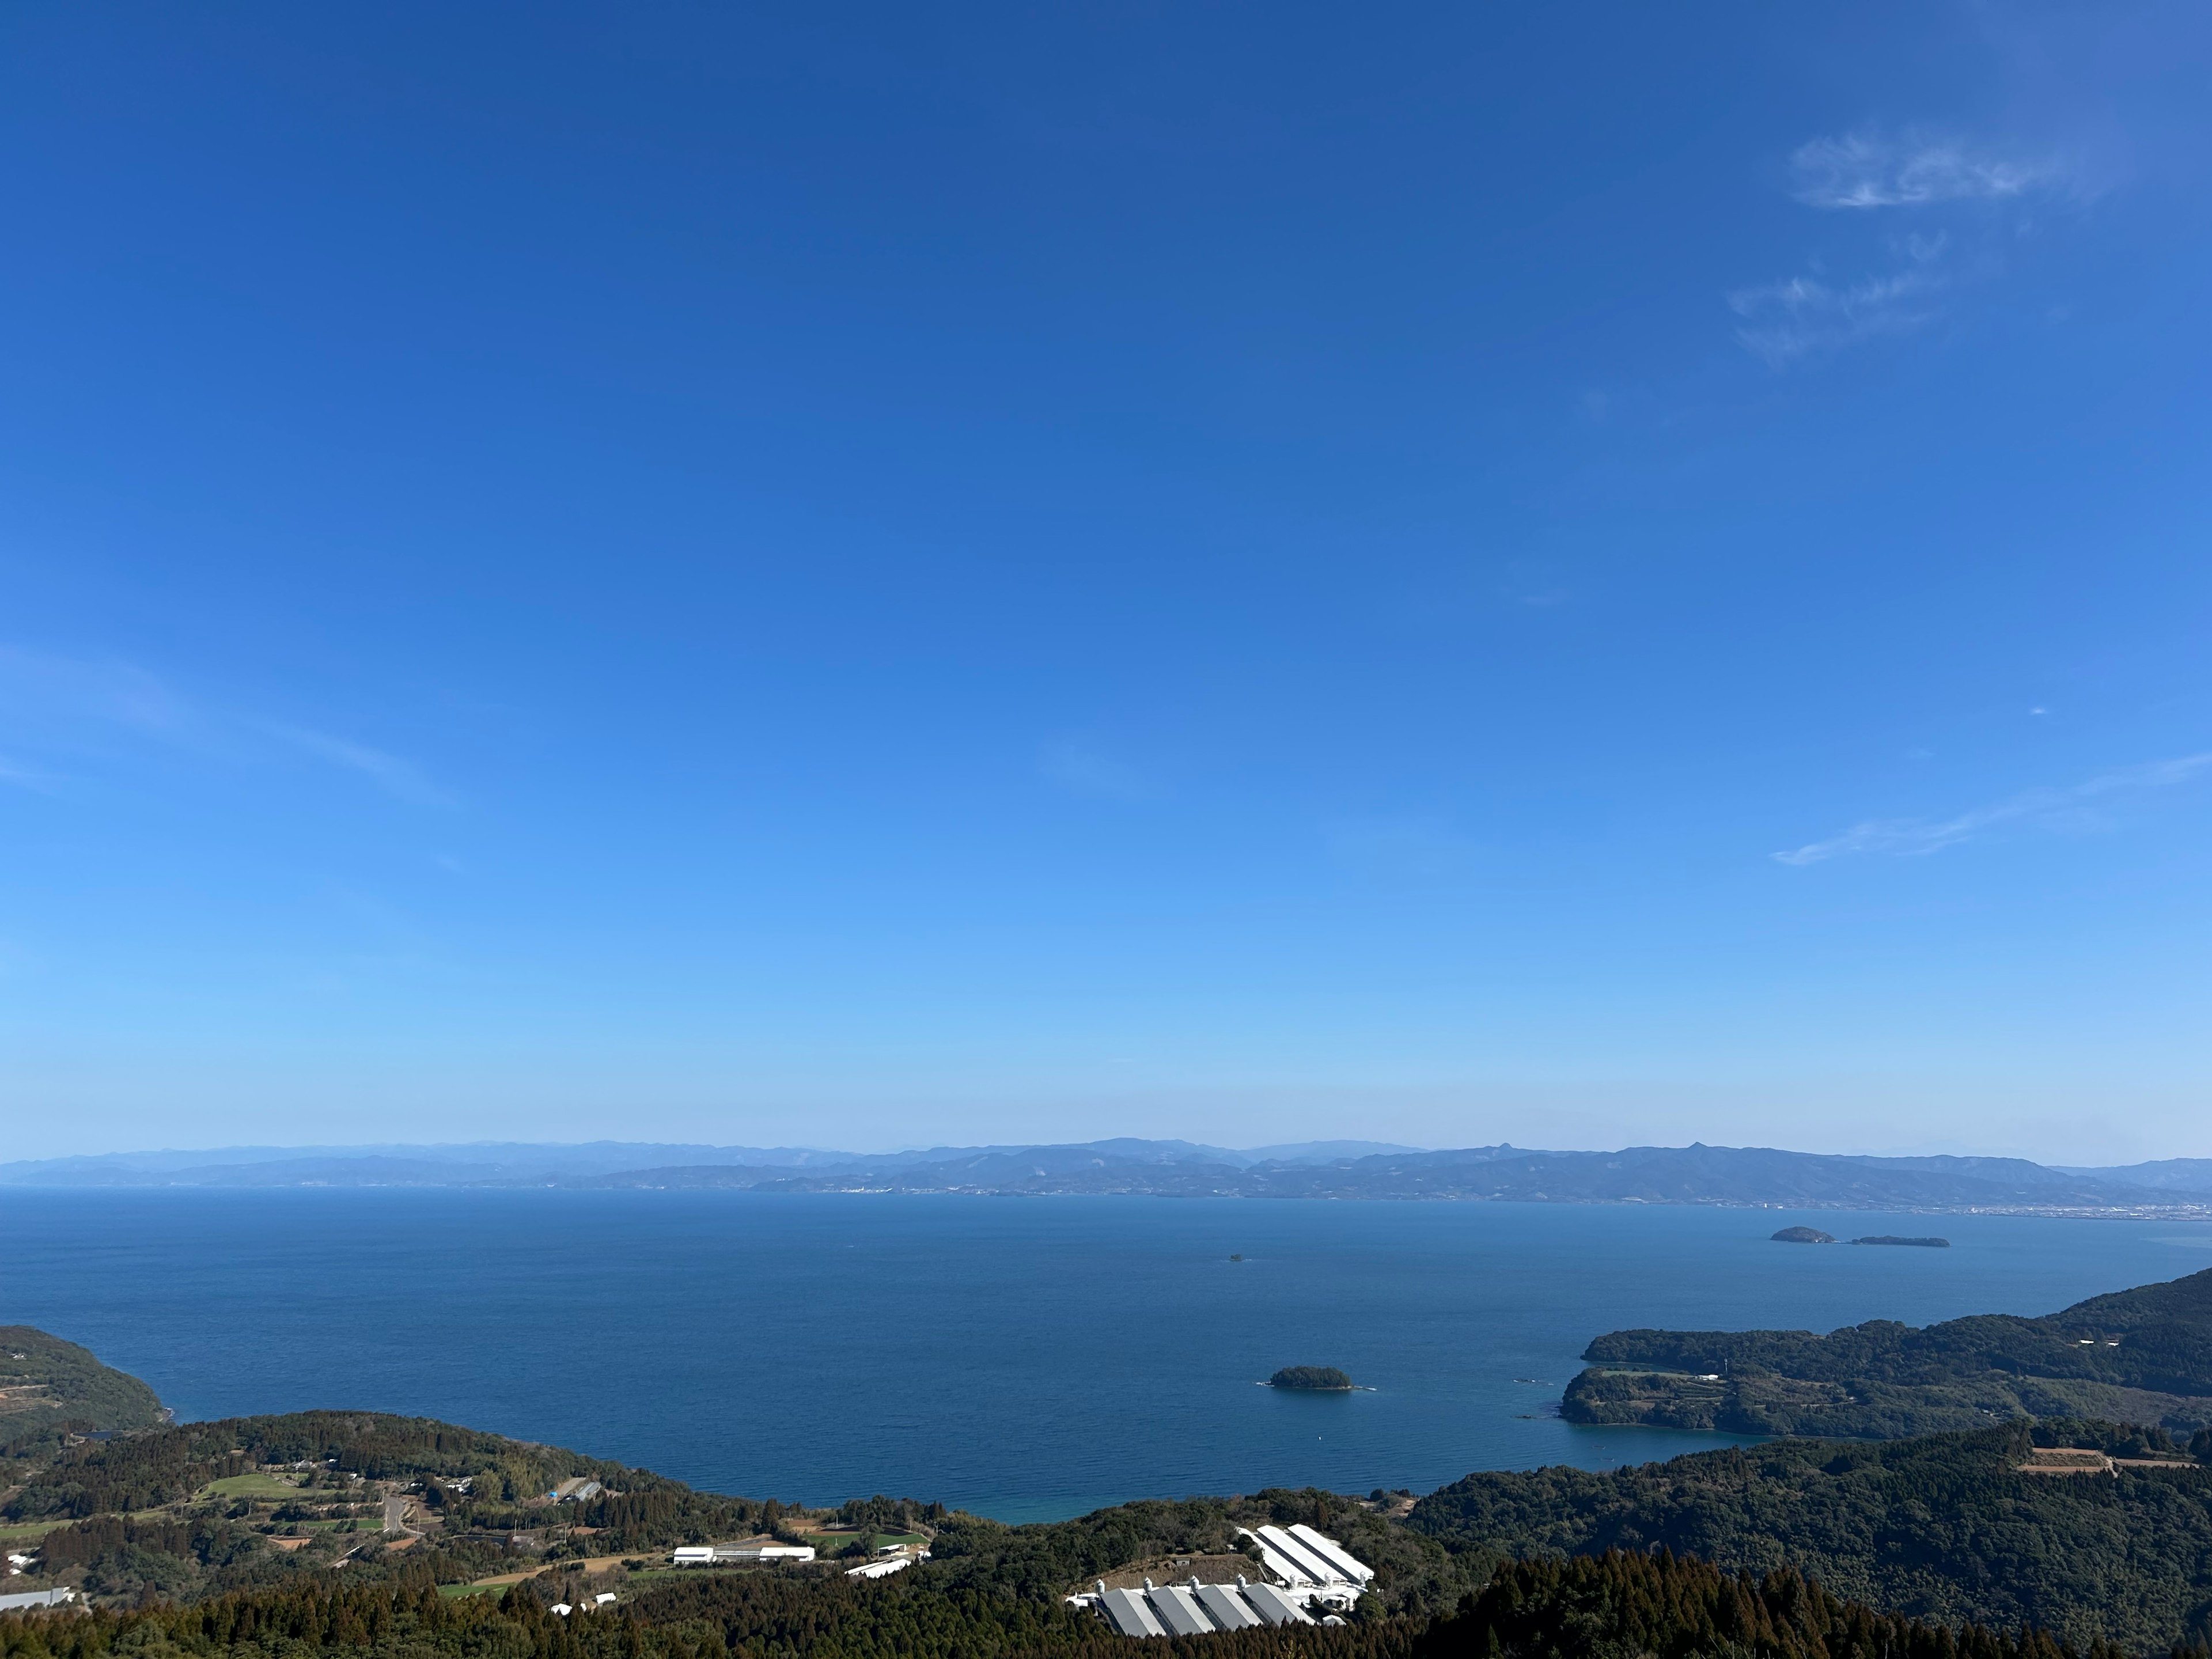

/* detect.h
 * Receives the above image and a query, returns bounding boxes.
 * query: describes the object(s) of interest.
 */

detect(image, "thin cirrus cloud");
[1729,265,1942,369]
[0,753,51,792]
[0,646,194,740]
[1772,753,2212,866]
[258,721,453,808]
[1733,127,2067,368]
[0,643,449,806]
[1787,131,2063,210]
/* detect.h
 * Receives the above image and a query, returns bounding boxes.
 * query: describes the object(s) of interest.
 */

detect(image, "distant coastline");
[8,1139,2211,1217]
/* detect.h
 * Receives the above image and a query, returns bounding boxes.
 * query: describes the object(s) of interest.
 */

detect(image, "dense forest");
[1563,1267,2212,1437]
[0,1546,2158,1659]
[1409,1418,2212,1652]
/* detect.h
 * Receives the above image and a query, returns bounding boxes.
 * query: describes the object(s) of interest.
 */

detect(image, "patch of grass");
[802,1527,927,1556]
[200,1472,300,1500]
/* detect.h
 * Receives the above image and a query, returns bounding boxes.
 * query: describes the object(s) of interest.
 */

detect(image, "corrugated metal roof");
[1287,1524,1374,1582]
[1149,1585,1214,1637]
[1089,1529,1369,1638]
[1255,1526,1342,1584]
[1237,1529,1315,1585]
[1099,1589,1167,1638]
[1193,1585,1261,1630]
[1241,1584,1316,1627]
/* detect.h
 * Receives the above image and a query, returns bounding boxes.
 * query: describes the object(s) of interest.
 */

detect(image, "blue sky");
[3,2,2210,1162]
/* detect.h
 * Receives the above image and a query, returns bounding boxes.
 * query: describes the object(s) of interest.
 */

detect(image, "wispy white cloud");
[1789,131,2063,210]
[1729,266,1943,367]
[1774,753,2212,866]
[0,643,450,807]
[0,753,52,793]
[260,722,453,807]
[1039,740,1149,802]
[1732,126,2074,369]
[0,647,195,737]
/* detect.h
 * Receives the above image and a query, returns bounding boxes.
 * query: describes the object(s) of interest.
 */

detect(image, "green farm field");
[199,1472,304,1500]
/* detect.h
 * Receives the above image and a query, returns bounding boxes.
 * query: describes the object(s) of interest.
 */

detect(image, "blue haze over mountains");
[6,1140,2210,1211]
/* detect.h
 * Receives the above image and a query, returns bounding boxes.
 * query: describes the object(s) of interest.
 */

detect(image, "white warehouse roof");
[1287,1524,1376,1584]
[1253,1526,1343,1585]
[1235,1526,1373,1596]
[1083,1527,1372,1637]
[1094,1579,1317,1638]
[1099,1589,1167,1638]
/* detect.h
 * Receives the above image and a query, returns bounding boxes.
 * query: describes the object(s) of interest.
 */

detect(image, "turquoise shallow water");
[3,1189,2207,1521]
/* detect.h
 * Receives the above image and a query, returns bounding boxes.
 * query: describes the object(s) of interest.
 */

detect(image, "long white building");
[670,1542,817,1565]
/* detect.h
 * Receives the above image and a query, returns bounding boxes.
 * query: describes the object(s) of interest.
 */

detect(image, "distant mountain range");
[5,1138,2210,1213]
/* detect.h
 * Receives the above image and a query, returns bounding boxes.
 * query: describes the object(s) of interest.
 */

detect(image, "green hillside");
[14,1402,2212,1650]
[0,1326,167,1445]
[1408,1417,2212,1652]
[1562,1266,2212,1438]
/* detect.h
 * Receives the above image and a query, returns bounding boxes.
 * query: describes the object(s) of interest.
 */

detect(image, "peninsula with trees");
[1560,1265,2212,1439]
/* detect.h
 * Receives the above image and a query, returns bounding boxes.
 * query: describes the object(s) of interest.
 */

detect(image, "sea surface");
[3,1190,2209,1522]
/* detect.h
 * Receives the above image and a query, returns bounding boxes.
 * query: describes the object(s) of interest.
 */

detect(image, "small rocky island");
[1269,1365,1355,1391]
[1771,1226,1835,1244]
[1851,1234,1950,1248]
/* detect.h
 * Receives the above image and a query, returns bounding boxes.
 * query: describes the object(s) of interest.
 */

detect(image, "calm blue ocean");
[3,1191,2208,1521]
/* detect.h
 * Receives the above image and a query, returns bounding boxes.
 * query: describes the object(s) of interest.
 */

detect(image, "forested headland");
[0,1328,169,1443]
[1562,1266,2212,1438]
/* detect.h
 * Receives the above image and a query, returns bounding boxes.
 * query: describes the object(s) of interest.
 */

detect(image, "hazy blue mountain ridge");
[6,1139,2210,1212]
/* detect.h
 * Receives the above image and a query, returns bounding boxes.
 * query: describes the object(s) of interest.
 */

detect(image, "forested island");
[1560,1266,2212,1439]
[1268,1366,1355,1391]
[1772,1226,1835,1243]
